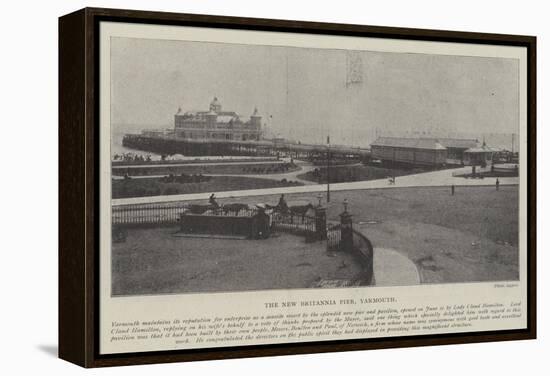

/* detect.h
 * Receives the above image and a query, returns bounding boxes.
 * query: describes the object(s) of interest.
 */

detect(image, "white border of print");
[99,21,528,355]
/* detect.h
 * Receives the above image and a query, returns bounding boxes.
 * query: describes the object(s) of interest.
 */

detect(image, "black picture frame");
[59,7,536,368]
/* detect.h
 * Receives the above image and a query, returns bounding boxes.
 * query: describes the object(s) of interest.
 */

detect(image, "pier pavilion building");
[174,97,262,141]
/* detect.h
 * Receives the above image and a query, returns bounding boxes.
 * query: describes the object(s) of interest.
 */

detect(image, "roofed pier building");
[436,138,480,165]
[174,97,262,141]
[463,143,494,167]
[371,137,494,168]
[371,137,447,167]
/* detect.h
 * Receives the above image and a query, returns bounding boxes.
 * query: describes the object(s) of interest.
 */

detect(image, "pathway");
[373,248,421,286]
[113,166,519,206]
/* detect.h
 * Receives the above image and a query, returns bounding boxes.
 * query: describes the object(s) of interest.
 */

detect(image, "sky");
[110,37,519,147]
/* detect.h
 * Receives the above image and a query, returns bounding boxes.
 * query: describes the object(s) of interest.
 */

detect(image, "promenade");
[113,165,518,206]
[373,248,421,286]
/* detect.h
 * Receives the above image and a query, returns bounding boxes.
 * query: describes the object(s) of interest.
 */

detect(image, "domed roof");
[209,96,222,113]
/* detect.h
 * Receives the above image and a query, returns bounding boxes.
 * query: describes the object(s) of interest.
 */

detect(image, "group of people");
[112,152,152,162]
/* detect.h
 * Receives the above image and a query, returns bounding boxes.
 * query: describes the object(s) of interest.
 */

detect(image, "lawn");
[296,164,429,184]
[112,185,519,290]
[112,175,303,199]
[112,161,298,177]
[112,229,362,295]
[204,185,519,284]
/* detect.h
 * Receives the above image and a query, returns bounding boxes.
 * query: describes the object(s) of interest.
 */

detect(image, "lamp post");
[314,193,327,240]
[326,135,331,203]
[339,198,353,252]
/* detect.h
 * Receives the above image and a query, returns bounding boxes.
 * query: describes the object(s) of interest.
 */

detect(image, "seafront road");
[112,165,519,206]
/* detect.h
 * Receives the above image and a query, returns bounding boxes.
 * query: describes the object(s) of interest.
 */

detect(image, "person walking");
[496,178,500,191]
[451,184,455,196]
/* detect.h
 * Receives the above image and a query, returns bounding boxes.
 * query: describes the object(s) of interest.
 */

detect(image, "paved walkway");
[373,248,421,286]
[112,166,518,206]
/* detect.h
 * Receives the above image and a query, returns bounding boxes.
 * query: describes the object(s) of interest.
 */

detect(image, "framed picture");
[59,7,536,367]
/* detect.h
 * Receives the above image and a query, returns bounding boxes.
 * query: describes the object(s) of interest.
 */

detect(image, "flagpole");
[327,135,330,203]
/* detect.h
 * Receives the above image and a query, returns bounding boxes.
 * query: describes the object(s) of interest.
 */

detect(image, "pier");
[122,134,371,160]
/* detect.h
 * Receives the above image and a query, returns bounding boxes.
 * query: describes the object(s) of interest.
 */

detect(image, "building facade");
[371,137,447,167]
[436,138,480,165]
[174,97,262,141]
[370,137,494,167]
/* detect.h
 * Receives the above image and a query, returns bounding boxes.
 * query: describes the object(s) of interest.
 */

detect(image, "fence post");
[339,200,353,252]
[252,208,271,239]
[179,211,187,233]
[315,206,327,240]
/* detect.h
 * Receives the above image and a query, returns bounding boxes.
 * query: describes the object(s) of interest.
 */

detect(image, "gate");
[271,212,316,236]
[326,223,342,251]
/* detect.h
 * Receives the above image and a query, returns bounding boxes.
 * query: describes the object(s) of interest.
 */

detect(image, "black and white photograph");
[110,35,521,297]
[87,12,534,360]
[3,0,546,372]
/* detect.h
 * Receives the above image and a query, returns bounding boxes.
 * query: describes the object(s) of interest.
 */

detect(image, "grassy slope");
[112,175,302,199]
[112,229,362,295]
[296,164,427,183]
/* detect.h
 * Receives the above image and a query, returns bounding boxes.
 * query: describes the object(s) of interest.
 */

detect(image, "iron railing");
[112,202,257,225]
[271,212,316,235]
[326,223,342,251]
[112,203,187,225]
